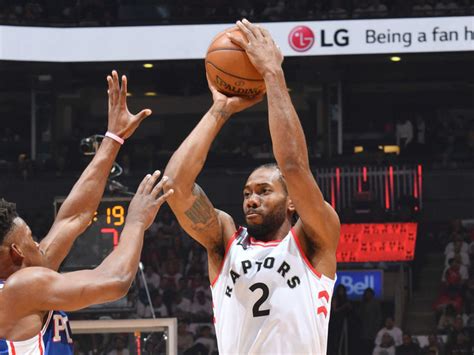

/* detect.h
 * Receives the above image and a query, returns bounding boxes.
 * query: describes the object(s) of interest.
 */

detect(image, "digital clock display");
[336,223,418,263]
[54,197,131,270]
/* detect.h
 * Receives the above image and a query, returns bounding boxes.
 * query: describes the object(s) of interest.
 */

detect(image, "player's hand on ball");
[229,19,284,77]
[207,73,264,116]
[126,171,174,230]
[106,70,152,140]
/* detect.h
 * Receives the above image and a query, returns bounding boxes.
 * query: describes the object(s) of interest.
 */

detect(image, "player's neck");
[250,220,292,242]
[0,258,19,280]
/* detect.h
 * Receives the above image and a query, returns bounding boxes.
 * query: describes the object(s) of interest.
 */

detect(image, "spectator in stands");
[23,1,44,23]
[434,0,459,16]
[328,0,349,19]
[190,275,212,301]
[153,293,169,318]
[433,287,464,315]
[373,333,396,355]
[329,285,353,354]
[412,0,434,16]
[178,322,194,354]
[445,236,469,256]
[236,0,255,18]
[414,114,427,155]
[163,258,183,288]
[107,335,130,355]
[137,289,167,318]
[353,0,371,18]
[458,0,474,15]
[358,288,383,354]
[191,290,212,322]
[446,315,469,346]
[375,317,403,347]
[172,292,192,320]
[177,277,194,301]
[254,143,273,159]
[464,279,474,314]
[421,334,445,355]
[307,1,328,19]
[185,252,206,277]
[141,266,161,290]
[261,0,285,21]
[438,304,458,333]
[367,0,388,17]
[185,326,217,355]
[160,281,175,317]
[446,333,470,355]
[442,257,469,290]
[396,117,414,152]
[445,242,470,269]
[396,333,420,355]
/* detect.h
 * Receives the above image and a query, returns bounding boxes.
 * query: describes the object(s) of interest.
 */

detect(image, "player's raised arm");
[230,20,340,277]
[3,172,173,313]
[39,71,151,271]
[162,77,262,252]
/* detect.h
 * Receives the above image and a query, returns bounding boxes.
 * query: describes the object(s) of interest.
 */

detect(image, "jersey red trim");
[38,334,43,355]
[210,227,242,288]
[249,237,281,247]
[8,341,16,355]
[290,228,322,279]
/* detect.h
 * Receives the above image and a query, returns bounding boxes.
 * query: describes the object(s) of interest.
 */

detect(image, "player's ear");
[287,198,296,213]
[10,243,24,266]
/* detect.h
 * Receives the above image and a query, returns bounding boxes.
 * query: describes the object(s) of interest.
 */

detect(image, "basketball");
[205,27,265,97]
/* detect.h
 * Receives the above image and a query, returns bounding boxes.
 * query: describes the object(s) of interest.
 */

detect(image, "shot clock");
[54,197,131,270]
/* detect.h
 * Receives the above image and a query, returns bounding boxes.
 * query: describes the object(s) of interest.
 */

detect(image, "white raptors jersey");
[211,227,336,355]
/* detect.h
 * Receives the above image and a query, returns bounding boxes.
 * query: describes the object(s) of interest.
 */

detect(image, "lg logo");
[288,26,350,52]
[288,26,315,52]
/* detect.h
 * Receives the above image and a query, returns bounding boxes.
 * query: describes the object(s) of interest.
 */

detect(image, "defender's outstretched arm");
[40,71,151,271]
[3,172,172,313]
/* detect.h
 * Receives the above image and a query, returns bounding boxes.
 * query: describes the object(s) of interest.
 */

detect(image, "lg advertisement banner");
[0,16,472,62]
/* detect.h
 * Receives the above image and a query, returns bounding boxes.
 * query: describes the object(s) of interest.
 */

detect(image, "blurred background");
[0,1,473,354]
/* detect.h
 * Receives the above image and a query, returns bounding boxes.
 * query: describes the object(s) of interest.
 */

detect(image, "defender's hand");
[207,74,264,117]
[126,171,174,230]
[228,19,284,77]
[107,70,152,139]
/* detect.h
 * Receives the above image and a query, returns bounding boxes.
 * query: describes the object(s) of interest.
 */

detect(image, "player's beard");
[247,202,287,240]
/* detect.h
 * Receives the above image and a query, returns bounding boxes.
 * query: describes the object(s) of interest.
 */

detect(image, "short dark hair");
[0,199,18,244]
[251,163,288,194]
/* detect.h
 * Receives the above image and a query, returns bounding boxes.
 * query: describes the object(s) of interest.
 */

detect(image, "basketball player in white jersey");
[163,20,340,354]
[0,71,173,354]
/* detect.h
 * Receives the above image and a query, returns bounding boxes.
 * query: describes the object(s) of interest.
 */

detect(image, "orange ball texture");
[205,27,265,97]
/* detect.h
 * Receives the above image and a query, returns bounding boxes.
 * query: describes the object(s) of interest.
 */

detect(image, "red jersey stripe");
[38,334,44,355]
[8,341,16,355]
[290,228,322,279]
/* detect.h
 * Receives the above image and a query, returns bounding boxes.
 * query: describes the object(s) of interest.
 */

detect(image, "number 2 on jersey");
[250,283,270,317]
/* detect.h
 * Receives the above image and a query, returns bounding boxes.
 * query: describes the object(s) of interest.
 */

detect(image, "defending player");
[163,20,340,354]
[0,71,173,354]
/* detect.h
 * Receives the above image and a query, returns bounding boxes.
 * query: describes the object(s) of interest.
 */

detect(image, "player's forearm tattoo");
[185,184,215,225]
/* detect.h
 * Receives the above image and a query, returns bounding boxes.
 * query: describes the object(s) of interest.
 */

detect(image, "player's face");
[9,218,44,267]
[243,168,289,239]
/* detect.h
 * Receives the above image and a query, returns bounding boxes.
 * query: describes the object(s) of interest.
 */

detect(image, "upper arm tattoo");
[184,184,219,233]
